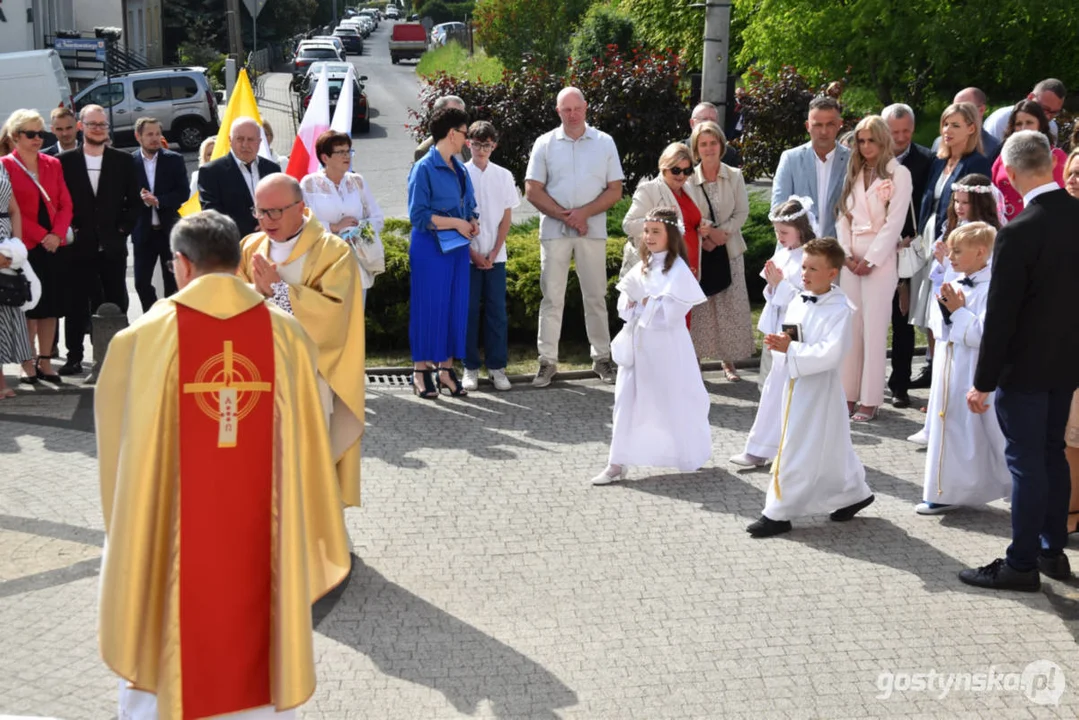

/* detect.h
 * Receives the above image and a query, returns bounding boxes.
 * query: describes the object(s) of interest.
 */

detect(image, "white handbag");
[610,319,637,368]
[896,204,924,279]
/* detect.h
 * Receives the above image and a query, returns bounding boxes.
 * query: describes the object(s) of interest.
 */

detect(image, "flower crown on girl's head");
[643,207,685,234]
[951,182,994,194]
[769,195,820,237]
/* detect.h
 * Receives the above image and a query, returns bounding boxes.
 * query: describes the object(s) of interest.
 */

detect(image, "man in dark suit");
[883,104,934,407]
[959,130,1079,592]
[131,117,188,311]
[42,107,80,157]
[198,117,280,237]
[57,104,141,376]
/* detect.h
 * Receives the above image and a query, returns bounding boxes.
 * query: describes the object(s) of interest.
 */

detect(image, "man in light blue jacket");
[770,96,851,238]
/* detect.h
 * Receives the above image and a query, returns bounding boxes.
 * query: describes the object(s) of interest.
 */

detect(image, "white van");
[0,50,73,129]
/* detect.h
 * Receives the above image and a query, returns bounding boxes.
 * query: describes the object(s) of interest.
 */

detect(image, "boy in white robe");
[918,222,1010,513]
[593,207,710,485]
[732,196,814,467]
[747,238,875,538]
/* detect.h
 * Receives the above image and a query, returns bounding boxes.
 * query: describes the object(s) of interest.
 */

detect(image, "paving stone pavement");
[1,371,1077,719]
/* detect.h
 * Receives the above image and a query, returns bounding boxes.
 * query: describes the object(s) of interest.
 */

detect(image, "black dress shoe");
[908,365,933,389]
[746,515,792,538]
[1038,553,1072,580]
[830,494,875,522]
[891,391,911,409]
[57,360,83,376]
[959,558,1041,591]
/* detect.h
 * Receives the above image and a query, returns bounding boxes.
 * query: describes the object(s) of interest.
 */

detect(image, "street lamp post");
[691,1,732,126]
[94,27,123,140]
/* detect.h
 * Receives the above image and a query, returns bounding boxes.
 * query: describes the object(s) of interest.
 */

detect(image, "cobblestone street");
[1,371,1077,719]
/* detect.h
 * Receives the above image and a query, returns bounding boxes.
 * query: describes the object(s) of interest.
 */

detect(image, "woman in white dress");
[592,207,711,485]
[300,130,384,306]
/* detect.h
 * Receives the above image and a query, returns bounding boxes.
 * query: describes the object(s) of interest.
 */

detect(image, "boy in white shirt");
[463,121,520,391]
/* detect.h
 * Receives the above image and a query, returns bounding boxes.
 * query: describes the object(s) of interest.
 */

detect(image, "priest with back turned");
[95,210,351,719]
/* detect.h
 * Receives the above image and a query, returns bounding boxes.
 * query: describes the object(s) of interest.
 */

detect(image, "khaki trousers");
[537,236,611,364]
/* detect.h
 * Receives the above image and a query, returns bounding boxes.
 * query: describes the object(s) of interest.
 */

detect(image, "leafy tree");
[734,0,1079,107]
[615,0,702,69]
[473,0,592,71]
[570,3,637,69]
[416,0,475,23]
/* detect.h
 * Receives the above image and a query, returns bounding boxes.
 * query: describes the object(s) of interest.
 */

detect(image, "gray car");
[73,66,220,151]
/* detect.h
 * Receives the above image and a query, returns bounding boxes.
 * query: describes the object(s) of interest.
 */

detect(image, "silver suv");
[73,66,220,151]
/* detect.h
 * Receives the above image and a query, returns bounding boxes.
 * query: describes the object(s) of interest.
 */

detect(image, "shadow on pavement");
[314,554,578,719]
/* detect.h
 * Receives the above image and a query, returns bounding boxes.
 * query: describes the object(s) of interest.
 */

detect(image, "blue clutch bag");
[436,229,471,254]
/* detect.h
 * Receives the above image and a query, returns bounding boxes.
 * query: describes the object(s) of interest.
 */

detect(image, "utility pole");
[226,0,245,62]
[699,1,731,126]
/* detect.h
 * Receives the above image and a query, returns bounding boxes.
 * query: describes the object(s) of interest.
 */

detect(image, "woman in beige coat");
[686,121,754,380]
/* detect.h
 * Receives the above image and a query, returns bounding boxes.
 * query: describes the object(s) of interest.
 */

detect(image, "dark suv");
[333,27,364,55]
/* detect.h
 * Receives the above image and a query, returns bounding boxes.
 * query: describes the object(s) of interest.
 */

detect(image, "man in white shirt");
[525,87,624,387]
[984,79,1066,145]
[770,96,851,238]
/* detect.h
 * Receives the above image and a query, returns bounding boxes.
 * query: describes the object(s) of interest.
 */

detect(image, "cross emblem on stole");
[183,341,272,448]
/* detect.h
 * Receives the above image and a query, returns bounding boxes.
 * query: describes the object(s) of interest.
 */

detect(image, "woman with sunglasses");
[300,130,384,308]
[0,109,72,385]
[622,143,710,313]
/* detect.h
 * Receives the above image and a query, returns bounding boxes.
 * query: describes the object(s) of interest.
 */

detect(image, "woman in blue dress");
[407,106,479,398]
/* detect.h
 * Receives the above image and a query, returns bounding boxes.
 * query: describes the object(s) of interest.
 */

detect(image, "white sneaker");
[915,502,954,515]
[462,368,479,392]
[729,452,771,468]
[489,368,511,391]
[591,465,627,485]
[907,428,928,446]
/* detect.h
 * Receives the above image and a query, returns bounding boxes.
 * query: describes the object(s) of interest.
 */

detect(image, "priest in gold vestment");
[238,173,366,507]
[96,210,351,720]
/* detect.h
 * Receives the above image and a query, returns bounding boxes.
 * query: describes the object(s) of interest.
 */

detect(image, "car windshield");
[334,28,358,35]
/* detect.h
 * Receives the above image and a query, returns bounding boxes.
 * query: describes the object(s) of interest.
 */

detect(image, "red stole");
[674,190,702,329]
[177,302,275,719]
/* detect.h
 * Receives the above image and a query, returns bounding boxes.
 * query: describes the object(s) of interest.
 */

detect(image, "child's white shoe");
[907,428,928,446]
[591,465,627,486]
[729,452,771,468]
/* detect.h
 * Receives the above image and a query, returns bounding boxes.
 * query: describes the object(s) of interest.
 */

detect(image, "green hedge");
[365,195,776,351]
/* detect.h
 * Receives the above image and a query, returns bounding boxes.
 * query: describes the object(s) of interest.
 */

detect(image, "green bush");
[365,195,779,352]
[569,4,638,69]
[416,0,474,23]
[417,44,505,84]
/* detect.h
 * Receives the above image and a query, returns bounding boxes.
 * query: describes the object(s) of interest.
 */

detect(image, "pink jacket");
[836,158,914,267]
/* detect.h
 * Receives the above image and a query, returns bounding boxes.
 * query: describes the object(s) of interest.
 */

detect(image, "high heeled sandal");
[851,405,880,422]
[35,357,62,384]
[19,357,41,385]
[410,367,439,399]
[438,367,468,397]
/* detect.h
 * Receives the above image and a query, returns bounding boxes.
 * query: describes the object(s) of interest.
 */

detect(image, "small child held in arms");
[731,196,815,468]
[462,120,520,392]
[747,237,874,537]
[592,207,711,485]
[917,221,1010,514]
[909,174,1000,442]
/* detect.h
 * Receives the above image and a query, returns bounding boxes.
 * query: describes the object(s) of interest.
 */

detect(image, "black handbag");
[0,270,31,307]
[697,190,733,296]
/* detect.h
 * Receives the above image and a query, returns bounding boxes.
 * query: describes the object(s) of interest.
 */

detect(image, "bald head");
[954,88,987,119]
[556,87,587,137]
[254,173,306,241]
[230,116,262,163]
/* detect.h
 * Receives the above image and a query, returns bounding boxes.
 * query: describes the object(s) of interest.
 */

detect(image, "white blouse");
[301,170,385,289]
[300,170,384,235]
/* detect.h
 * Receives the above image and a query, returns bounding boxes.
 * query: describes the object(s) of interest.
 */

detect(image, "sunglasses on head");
[20,130,46,140]
[667,166,694,177]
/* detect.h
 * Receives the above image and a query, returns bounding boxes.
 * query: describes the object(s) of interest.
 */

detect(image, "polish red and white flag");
[285,66,331,180]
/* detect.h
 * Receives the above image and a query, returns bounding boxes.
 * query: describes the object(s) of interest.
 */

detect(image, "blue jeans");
[465,262,508,370]
[996,387,1073,571]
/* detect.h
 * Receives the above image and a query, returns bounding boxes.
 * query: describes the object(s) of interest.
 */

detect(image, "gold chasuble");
[238,211,366,507]
[95,274,351,720]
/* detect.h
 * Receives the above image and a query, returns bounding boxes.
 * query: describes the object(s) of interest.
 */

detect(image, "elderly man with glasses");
[197,116,281,237]
[238,173,366,511]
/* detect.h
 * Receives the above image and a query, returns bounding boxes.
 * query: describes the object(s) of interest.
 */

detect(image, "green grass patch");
[416,43,505,84]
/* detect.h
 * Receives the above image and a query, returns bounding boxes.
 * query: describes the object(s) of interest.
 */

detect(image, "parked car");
[73,66,219,151]
[358,9,379,28]
[340,18,370,38]
[0,50,73,133]
[296,40,344,61]
[297,69,371,134]
[385,5,400,19]
[311,35,346,56]
[292,46,342,83]
[431,22,467,48]
[304,61,354,79]
[332,27,364,54]
[389,22,428,64]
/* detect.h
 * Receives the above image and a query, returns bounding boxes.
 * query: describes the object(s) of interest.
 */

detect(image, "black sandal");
[36,357,62,384]
[438,367,468,397]
[411,367,439,399]
[19,357,41,385]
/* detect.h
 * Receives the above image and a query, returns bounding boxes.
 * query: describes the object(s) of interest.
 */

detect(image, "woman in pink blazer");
[837,115,913,421]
